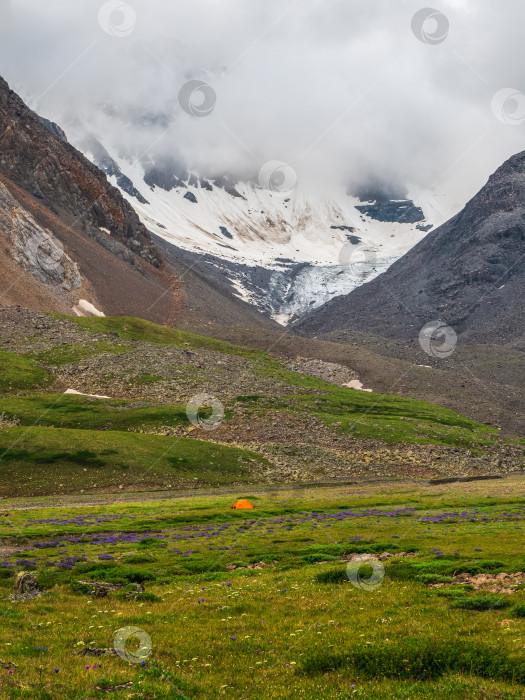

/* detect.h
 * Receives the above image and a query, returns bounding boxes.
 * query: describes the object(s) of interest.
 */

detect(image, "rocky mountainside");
[0,76,159,268]
[295,150,525,344]
[0,77,273,327]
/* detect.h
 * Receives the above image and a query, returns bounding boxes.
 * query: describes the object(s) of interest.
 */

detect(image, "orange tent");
[232,499,254,509]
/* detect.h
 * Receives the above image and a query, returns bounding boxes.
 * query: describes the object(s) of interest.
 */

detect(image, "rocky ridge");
[0,75,159,268]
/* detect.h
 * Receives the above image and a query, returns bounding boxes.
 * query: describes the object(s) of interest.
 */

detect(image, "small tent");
[232,499,254,509]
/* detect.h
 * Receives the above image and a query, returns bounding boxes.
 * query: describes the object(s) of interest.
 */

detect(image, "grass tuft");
[301,639,525,683]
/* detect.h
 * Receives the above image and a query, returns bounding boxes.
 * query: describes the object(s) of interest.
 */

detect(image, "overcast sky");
[2,0,525,207]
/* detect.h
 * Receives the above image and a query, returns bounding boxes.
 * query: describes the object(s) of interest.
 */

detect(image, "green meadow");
[0,481,524,698]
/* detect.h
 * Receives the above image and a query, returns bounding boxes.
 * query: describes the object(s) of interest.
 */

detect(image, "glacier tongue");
[208,254,397,324]
[263,258,397,323]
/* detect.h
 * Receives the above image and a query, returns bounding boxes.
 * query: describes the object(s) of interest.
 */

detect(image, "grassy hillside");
[0,311,522,497]
[0,426,266,497]
[57,314,260,357]
[0,394,189,431]
[0,350,52,392]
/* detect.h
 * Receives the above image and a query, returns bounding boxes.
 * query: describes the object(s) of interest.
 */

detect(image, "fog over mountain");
[2,0,525,209]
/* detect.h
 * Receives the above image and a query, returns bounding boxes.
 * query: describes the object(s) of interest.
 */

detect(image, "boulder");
[76,580,122,598]
[14,571,40,596]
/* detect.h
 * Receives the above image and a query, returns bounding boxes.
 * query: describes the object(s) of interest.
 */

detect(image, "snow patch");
[73,299,105,317]
[272,314,289,326]
[64,389,111,399]
[345,379,373,392]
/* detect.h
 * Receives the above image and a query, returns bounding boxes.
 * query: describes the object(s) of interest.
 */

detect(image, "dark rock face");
[351,182,425,224]
[354,182,407,203]
[0,181,83,291]
[0,76,160,267]
[143,159,187,191]
[38,116,68,143]
[331,225,356,233]
[296,150,525,343]
[355,199,425,224]
[219,226,233,239]
[213,175,246,200]
[184,191,198,204]
[82,136,149,204]
[137,152,249,206]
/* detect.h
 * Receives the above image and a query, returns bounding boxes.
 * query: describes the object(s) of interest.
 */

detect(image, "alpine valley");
[1,4,525,698]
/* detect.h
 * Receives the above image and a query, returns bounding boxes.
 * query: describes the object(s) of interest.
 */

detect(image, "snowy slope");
[80,142,459,324]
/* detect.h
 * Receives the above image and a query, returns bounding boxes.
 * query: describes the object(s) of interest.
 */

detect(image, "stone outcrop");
[356,199,425,224]
[76,647,118,657]
[12,571,41,600]
[0,182,82,290]
[76,580,122,598]
[14,571,39,594]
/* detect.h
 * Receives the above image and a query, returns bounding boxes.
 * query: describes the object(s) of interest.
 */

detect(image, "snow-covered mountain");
[77,135,459,324]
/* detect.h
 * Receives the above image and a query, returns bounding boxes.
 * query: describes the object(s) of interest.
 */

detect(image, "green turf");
[56,314,260,357]
[0,350,52,392]
[0,426,267,496]
[30,341,127,367]
[0,394,189,431]
[259,361,499,447]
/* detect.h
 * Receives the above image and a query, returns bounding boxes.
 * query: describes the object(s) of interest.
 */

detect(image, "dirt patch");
[0,540,20,558]
[430,571,525,594]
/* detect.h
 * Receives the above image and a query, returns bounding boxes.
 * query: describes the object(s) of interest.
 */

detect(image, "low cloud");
[2,0,525,204]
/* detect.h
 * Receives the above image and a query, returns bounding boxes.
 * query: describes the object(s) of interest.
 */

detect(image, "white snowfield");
[84,146,462,324]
